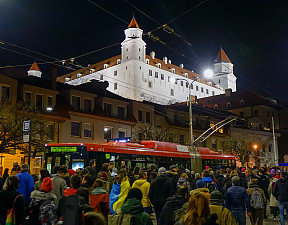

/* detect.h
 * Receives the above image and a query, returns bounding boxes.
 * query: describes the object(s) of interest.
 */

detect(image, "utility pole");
[188,84,194,146]
[272,116,278,166]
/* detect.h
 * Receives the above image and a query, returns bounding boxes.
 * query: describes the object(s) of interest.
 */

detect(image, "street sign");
[23,134,29,143]
[23,121,30,131]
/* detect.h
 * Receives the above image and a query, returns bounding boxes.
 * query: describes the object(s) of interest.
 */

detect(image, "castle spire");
[215,48,231,63]
[128,16,140,29]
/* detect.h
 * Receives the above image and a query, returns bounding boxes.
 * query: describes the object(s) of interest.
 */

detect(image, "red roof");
[128,17,140,29]
[216,48,231,63]
[29,62,40,71]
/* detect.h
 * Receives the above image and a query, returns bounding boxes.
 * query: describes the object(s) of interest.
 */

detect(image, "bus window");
[55,157,61,166]
[47,157,52,174]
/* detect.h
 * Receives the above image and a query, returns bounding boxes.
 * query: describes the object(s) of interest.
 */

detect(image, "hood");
[64,188,78,196]
[279,178,288,184]
[121,198,144,215]
[167,171,178,177]
[202,177,213,183]
[272,177,279,182]
[155,175,169,183]
[111,172,118,177]
[91,187,107,195]
[31,190,57,201]
[238,173,245,177]
[248,184,258,188]
[165,194,187,208]
[178,178,187,183]
[133,179,147,186]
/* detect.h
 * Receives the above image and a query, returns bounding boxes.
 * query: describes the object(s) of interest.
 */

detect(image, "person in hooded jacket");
[268,173,280,221]
[273,172,288,225]
[64,174,81,197]
[90,179,110,215]
[166,165,179,194]
[238,168,248,189]
[209,190,236,225]
[191,173,201,190]
[35,169,50,191]
[201,170,218,192]
[0,168,9,190]
[159,186,189,225]
[132,172,151,213]
[120,188,153,225]
[148,167,174,222]
[29,177,57,225]
[176,173,191,191]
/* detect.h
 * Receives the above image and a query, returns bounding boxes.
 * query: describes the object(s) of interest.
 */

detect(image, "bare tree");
[133,124,172,142]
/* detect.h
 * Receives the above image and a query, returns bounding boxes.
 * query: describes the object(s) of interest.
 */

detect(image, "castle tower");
[121,17,146,63]
[27,62,42,78]
[211,48,237,92]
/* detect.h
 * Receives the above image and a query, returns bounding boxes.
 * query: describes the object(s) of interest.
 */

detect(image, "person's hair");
[80,169,90,178]
[114,169,127,184]
[195,173,201,179]
[226,168,231,174]
[180,173,188,179]
[89,160,96,167]
[231,176,240,185]
[77,187,90,205]
[70,175,81,189]
[183,191,210,225]
[83,175,95,187]
[3,168,9,175]
[92,179,104,189]
[139,172,147,179]
[53,166,61,174]
[202,170,209,178]
[84,212,106,225]
[40,169,50,181]
[177,185,189,198]
[102,163,109,171]
[57,167,67,175]
[281,172,287,178]
[21,163,29,172]
[121,164,126,169]
[32,174,39,183]
[3,176,19,190]
[134,167,141,175]
[230,171,238,177]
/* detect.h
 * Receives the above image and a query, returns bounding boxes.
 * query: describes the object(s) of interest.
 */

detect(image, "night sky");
[0,0,287,104]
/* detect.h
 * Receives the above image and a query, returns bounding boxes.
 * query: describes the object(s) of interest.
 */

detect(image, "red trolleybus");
[44,141,236,173]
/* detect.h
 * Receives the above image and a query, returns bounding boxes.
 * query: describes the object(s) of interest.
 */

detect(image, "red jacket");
[90,188,110,213]
[64,188,78,197]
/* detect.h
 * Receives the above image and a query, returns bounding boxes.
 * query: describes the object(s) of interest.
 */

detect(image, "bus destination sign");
[51,147,77,153]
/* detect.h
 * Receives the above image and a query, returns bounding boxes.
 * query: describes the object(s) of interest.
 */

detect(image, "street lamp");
[253,144,258,150]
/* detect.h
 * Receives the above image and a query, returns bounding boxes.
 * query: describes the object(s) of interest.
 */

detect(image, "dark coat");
[0,190,25,225]
[159,194,187,225]
[148,175,174,211]
[166,171,179,194]
[238,173,248,189]
[273,178,288,202]
[225,184,251,212]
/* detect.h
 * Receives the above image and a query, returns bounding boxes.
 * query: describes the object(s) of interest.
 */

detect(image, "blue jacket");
[202,177,219,190]
[225,184,251,212]
[273,178,288,202]
[16,171,34,203]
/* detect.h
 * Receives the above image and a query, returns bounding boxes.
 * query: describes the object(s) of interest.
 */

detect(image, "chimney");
[225,88,232,97]
[180,63,184,68]
[163,57,168,64]
[168,59,172,64]
[150,51,155,59]
[50,66,57,90]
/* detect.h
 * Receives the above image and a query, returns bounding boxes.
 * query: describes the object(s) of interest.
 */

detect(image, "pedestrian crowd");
[0,161,287,225]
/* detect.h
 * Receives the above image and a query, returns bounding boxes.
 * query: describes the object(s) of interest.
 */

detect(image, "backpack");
[26,200,45,225]
[58,195,83,225]
[108,212,134,225]
[206,181,217,193]
[250,189,264,209]
[222,180,232,193]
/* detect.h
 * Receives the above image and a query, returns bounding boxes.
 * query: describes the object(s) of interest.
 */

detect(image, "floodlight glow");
[170,77,176,84]
[204,69,213,78]
[46,107,53,111]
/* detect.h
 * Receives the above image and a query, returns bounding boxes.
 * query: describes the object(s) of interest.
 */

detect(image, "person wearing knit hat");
[209,190,237,225]
[158,167,167,176]
[196,180,206,189]
[121,188,153,225]
[241,167,246,173]
[69,169,76,176]
[30,177,57,224]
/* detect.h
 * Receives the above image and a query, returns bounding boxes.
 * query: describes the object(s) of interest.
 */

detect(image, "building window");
[146,111,151,123]
[171,89,174,96]
[149,70,152,76]
[35,94,43,110]
[24,92,32,106]
[161,74,164,80]
[227,102,231,108]
[104,127,112,140]
[100,74,104,80]
[84,99,92,113]
[156,63,161,68]
[118,106,125,119]
[114,82,118,90]
[191,84,193,89]
[240,99,245,105]
[212,138,217,149]
[212,91,215,96]
[148,81,152,88]
[119,129,126,138]
[47,96,53,109]
[155,72,158,78]
[71,121,81,137]
[201,87,204,93]
[114,70,117,76]
[72,96,80,111]
[219,79,221,83]
[206,89,209,94]
[138,110,143,122]
[46,124,54,141]
[196,86,199,91]
[1,85,10,102]
[84,123,93,138]
[117,59,121,64]
[179,135,185,145]
[186,83,189,88]
[104,103,112,117]
[181,81,183,86]
[214,104,219,109]
[126,56,128,60]
[254,110,258,116]
[168,76,171,82]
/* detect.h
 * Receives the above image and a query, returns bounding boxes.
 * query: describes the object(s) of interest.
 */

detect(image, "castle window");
[183,73,188,78]
[117,59,121,64]
[171,89,174,96]
[191,84,193,89]
[139,48,141,51]
[214,104,219,109]
[100,74,103,80]
[212,91,215,96]
[148,81,152,88]
[240,99,244,105]
[149,70,152,76]
[139,56,140,59]
[104,64,109,69]
[186,83,189,88]
[114,82,118,90]
[156,63,161,68]
[206,89,209,94]
[196,86,199,91]
[146,59,149,64]
[155,72,158,78]
[114,70,117,76]
[219,79,221,83]
[170,68,175,73]
[227,102,231,108]
[201,87,204,93]
[181,81,183,86]
[161,74,164,80]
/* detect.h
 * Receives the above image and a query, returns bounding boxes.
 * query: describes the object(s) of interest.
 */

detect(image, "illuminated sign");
[210,123,224,134]
[51,147,77,153]
[105,154,110,159]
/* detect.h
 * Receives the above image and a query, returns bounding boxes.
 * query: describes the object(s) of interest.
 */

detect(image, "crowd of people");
[0,161,287,225]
